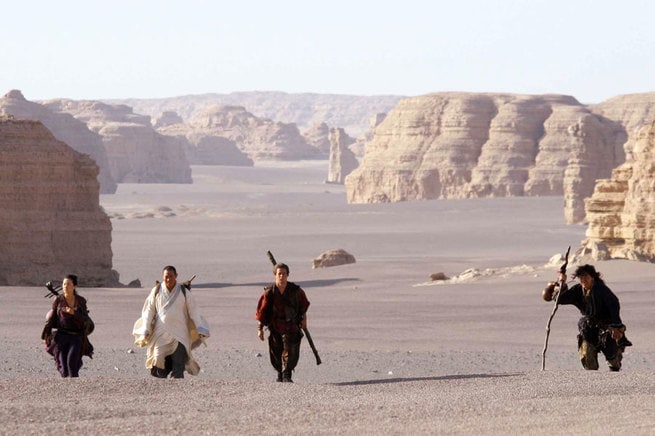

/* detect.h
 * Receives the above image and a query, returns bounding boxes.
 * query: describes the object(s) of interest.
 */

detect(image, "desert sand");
[1,161,654,435]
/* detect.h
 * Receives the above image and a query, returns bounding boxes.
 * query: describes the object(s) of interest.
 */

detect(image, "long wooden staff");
[541,246,570,371]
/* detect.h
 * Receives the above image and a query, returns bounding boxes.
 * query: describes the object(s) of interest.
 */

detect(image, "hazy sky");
[3,0,654,103]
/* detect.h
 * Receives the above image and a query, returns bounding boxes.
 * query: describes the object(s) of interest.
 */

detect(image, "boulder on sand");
[311,248,356,268]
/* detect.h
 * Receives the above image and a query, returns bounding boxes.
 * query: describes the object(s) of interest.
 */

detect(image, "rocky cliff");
[0,90,117,194]
[590,92,655,160]
[0,117,118,286]
[44,100,192,183]
[345,93,626,220]
[182,105,322,161]
[302,122,332,155]
[108,91,404,137]
[155,110,254,166]
[583,119,655,261]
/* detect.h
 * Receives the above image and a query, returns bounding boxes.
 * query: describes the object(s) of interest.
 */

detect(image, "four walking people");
[41,261,633,379]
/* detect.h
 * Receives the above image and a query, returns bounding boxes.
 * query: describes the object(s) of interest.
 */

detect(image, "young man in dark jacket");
[255,263,310,382]
[543,264,631,371]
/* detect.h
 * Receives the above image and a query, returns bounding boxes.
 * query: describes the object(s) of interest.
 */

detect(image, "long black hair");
[65,274,78,286]
[573,264,604,283]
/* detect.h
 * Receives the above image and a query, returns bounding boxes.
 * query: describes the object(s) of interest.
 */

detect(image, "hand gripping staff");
[266,250,322,365]
[541,245,570,371]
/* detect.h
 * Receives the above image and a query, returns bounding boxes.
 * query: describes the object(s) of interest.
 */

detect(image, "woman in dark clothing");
[543,264,631,371]
[41,274,94,377]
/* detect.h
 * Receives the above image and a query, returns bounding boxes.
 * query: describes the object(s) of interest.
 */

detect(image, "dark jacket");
[558,280,623,329]
[255,282,310,334]
[41,293,94,358]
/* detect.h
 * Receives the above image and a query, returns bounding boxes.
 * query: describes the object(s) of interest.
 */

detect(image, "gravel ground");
[3,275,654,435]
[2,368,654,435]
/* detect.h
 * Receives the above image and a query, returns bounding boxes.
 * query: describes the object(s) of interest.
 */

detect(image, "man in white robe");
[133,266,210,378]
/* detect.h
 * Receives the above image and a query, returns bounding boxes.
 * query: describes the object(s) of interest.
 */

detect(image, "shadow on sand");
[331,373,522,386]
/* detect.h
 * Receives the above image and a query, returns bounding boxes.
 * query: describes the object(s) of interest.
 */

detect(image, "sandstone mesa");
[0,117,118,286]
[4,87,655,277]
[42,99,192,184]
[0,90,117,194]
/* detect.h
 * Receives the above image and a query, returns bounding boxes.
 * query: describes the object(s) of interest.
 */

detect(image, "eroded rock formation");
[561,111,626,223]
[153,110,184,128]
[302,122,331,155]
[109,92,404,137]
[590,92,655,160]
[0,117,118,286]
[350,113,387,158]
[583,119,655,261]
[155,110,253,166]
[345,93,625,221]
[0,90,117,194]
[43,100,192,183]
[327,127,358,184]
[183,105,322,161]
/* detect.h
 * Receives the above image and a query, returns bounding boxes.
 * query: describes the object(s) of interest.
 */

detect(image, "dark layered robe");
[41,294,94,377]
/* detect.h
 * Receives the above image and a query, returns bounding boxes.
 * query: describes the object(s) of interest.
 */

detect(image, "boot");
[579,339,599,370]
[606,350,623,372]
[282,370,293,383]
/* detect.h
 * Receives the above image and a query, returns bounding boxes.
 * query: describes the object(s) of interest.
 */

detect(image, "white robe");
[133,283,210,375]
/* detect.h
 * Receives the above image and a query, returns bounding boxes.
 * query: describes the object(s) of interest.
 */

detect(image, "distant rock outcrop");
[44,100,192,183]
[155,110,254,166]
[189,135,254,166]
[0,90,117,194]
[327,127,358,184]
[153,110,184,128]
[108,92,404,137]
[0,117,118,286]
[302,122,332,156]
[184,105,322,161]
[583,119,655,261]
[345,93,626,220]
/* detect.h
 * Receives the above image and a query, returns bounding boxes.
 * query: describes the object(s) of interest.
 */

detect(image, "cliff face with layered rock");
[0,90,117,194]
[345,93,626,222]
[583,119,655,261]
[44,100,192,183]
[109,92,404,137]
[561,93,655,223]
[590,92,655,160]
[181,105,322,161]
[302,122,332,155]
[0,117,118,286]
[155,110,253,166]
[561,111,626,223]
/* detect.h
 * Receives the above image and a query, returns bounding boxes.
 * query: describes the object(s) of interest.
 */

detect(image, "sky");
[3,0,654,104]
